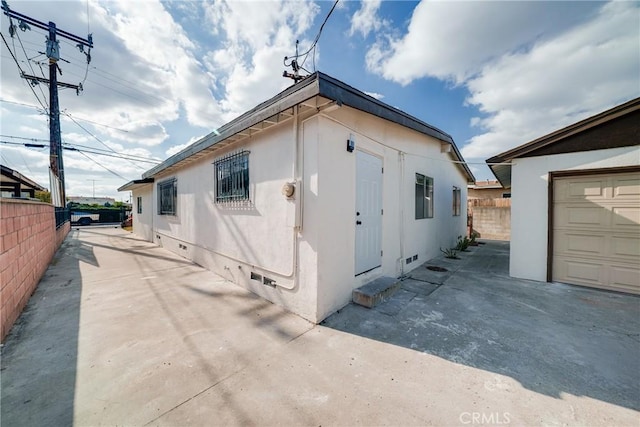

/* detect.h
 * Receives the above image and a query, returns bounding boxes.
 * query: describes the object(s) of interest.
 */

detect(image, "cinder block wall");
[0,199,69,341]
[468,198,511,240]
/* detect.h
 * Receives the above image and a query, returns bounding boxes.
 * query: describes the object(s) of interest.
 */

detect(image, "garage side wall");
[510,146,640,282]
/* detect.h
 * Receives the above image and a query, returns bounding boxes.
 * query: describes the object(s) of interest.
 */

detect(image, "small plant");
[469,230,480,246]
[440,247,459,259]
[455,235,471,252]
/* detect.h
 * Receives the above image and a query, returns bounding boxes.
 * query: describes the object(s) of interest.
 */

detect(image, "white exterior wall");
[151,119,320,322]
[137,105,469,323]
[308,108,469,320]
[132,185,154,242]
[510,146,640,282]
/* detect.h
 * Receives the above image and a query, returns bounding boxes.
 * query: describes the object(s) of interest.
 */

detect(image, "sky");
[1,0,638,201]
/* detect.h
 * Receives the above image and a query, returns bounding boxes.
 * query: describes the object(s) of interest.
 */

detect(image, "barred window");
[158,178,177,215]
[137,196,142,214]
[415,173,434,219]
[453,186,461,216]
[214,151,250,203]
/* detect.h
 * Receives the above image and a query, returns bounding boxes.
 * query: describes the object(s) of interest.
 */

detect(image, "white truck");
[71,211,100,226]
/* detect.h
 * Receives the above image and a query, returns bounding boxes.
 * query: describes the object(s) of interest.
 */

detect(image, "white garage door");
[552,171,640,294]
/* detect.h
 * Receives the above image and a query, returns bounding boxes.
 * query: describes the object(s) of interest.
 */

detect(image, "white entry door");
[355,150,383,275]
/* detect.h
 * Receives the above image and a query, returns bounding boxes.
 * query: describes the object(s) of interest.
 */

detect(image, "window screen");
[453,187,461,216]
[415,173,433,219]
[157,179,177,215]
[215,151,250,203]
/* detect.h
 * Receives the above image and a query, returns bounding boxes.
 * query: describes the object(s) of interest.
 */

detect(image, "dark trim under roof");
[487,97,640,188]
[1,164,46,191]
[140,72,475,183]
[118,178,154,192]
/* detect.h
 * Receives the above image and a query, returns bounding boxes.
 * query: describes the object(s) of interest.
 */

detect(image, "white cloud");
[364,1,639,161]
[202,0,320,121]
[165,134,205,157]
[350,0,384,38]
[462,1,640,159]
[364,91,384,100]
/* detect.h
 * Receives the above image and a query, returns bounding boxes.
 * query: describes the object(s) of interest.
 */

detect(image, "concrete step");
[352,276,401,309]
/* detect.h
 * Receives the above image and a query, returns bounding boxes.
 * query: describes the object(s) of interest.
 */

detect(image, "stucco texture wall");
[134,105,470,323]
[0,199,69,341]
[311,108,469,320]
[510,146,640,282]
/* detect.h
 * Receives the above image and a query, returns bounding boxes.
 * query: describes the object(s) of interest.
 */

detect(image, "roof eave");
[118,178,154,192]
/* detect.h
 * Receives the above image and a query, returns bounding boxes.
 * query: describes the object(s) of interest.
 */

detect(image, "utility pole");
[2,1,93,207]
[89,179,99,198]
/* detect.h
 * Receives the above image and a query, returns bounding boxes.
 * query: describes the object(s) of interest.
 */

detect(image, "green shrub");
[440,247,459,259]
[455,235,471,251]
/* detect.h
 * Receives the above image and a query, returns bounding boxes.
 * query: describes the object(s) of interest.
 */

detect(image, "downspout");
[399,151,405,276]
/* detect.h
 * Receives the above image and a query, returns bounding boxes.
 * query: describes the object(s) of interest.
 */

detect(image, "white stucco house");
[119,72,475,322]
[487,97,639,295]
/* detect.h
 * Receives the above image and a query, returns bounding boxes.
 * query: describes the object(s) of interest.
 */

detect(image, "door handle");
[356,220,362,225]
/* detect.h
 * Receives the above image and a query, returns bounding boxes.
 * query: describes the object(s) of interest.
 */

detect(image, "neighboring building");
[468,180,509,199]
[0,165,46,198]
[119,72,475,322]
[467,180,511,240]
[67,196,117,206]
[487,97,639,295]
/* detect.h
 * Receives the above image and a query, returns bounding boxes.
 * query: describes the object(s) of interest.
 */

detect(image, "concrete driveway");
[1,228,638,426]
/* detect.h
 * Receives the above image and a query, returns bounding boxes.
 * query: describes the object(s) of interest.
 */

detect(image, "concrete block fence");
[1,199,69,341]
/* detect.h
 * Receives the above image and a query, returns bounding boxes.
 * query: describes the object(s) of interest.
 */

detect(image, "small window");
[158,178,177,215]
[452,186,461,216]
[214,151,250,203]
[502,192,511,198]
[137,196,142,214]
[415,173,434,219]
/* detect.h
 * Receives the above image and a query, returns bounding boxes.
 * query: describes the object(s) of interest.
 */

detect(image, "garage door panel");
[610,265,640,291]
[553,171,640,295]
[612,177,640,198]
[611,236,640,259]
[554,232,605,257]
[554,257,605,284]
[555,206,608,228]
[555,178,608,201]
[611,206,640,227]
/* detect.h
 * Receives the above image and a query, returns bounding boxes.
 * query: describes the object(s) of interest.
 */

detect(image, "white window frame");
[415,173,434,219]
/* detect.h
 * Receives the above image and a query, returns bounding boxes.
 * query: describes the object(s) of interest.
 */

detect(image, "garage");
[486,97,639,291]
[552,170,640,294]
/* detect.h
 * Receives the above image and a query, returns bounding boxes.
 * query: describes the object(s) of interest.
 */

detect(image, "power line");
[0,98,152,138]
[15,29,49,108]
[283,0,339,80]
[75,150,129,181]
[1,32,49,113]
[0,139,161,165]
[62,111,148,170]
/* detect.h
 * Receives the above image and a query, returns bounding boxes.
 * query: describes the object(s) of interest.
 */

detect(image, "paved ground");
[1,228,638,426]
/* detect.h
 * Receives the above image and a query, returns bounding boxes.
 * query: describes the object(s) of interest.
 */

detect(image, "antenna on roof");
[283,40,305,83]
[282,0,339,83]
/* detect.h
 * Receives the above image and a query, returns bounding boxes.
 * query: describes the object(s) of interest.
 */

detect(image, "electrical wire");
[1,33,49,113]
[284,0,339,71]
[75,149,129,181]
[62,112,148,170]
[0,139,161,165]
[0,135,160,163]
[15,30,49,108]
[0,98,47,113]
[0,99,148,137]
